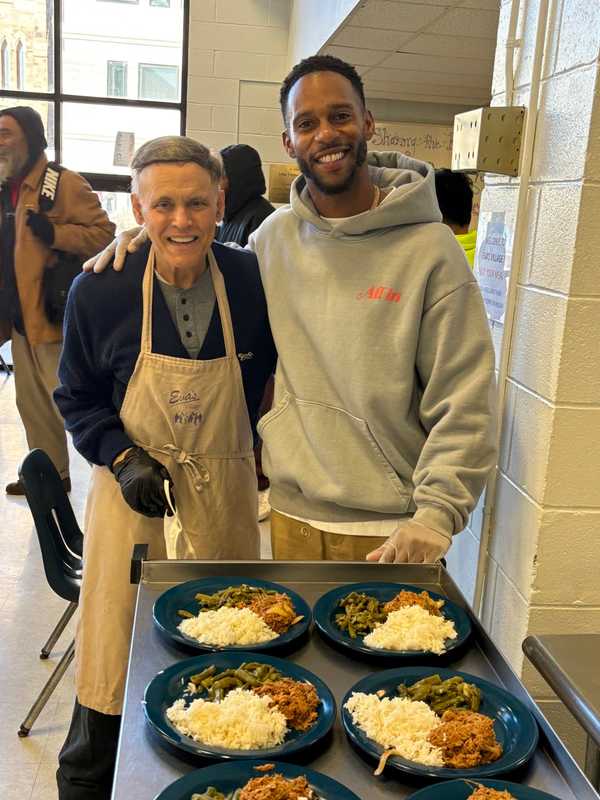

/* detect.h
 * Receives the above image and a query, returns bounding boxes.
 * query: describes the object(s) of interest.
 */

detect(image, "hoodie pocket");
[257,394,411,514]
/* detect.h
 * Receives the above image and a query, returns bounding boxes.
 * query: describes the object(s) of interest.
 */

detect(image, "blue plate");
[342,666,538,779]
[154,760,362,800]
[314,582,472,659]
[408,778,561,799]
[153,577,312,652]
[144,652,336,761]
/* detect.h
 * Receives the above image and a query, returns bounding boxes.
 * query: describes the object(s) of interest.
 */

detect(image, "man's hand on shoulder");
[366,519,451,564]
[82,225,147,273]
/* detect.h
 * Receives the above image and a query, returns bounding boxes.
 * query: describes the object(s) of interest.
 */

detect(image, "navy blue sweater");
[54,241,277,467]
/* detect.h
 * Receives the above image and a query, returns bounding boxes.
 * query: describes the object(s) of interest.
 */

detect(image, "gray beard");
[0,151,26,182]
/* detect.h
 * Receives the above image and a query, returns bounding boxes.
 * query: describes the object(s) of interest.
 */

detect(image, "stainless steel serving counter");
[523,634,600,788]
[111,560,599,800]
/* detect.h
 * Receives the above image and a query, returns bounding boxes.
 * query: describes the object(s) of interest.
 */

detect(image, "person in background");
[84,55,496,566]
[54,136,275,800]
[434,167,477,267]
[0,106,114,494]
[216,144,275,247]
[217,143,276,521]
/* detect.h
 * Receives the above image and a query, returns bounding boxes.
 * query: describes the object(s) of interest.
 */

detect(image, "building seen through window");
[1,41,9,89]
[0,0,187,227]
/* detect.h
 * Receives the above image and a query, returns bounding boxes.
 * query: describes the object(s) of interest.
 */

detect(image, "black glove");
[26,210,55,246]
[112,446,175,518]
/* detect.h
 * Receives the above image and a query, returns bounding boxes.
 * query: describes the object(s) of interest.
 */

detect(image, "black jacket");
[216,144,275,246]
[54,241,277,467]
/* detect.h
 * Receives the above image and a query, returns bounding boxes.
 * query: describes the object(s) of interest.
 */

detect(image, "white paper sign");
[113,131,135,167]
[475,211,512,323]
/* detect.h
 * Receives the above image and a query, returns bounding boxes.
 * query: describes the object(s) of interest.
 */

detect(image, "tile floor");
[0,342,271,799]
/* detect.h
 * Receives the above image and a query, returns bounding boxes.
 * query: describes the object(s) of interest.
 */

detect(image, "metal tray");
[111,559,599,800]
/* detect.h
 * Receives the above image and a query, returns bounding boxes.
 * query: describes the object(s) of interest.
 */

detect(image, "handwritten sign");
[369,122,453,166]
[369,120,482,227]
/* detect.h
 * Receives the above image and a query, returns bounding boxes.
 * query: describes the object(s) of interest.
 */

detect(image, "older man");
[0,106,114,493]
[54,136,276,800]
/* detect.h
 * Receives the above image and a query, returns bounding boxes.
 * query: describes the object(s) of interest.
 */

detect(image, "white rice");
[363,604,457,654]
[178,606,278,646]
[344,691,444,766]
[166,687,288,750]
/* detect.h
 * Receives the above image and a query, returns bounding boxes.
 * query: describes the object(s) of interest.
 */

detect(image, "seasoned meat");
[253,678,319,732]
[383,590,444,617]
[469,786,515,799]
[247,592,300,634]
[239,773,315,800]
[427,709,503,769]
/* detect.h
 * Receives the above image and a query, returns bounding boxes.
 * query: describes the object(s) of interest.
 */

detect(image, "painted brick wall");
[186,0,293,178]
[451,0,600,766]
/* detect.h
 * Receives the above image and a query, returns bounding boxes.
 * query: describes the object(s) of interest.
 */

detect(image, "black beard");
[297,139,368,196]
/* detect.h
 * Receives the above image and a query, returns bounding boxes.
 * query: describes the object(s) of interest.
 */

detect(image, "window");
[16,41,24,90]
[138,64,179,102]
[0,0,188,190]
[107,61,127,98]
[150,0,171,6]
[1,41,8,90]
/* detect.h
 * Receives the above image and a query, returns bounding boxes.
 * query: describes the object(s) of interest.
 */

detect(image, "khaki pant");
[11,329,69,479]
[271,509,387,560]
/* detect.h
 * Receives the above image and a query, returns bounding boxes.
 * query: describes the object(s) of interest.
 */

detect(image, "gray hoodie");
[249,152,496,537]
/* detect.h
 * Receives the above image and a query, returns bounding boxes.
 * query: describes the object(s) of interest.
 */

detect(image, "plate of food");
[153,577,312,652]
[341,666,538,779]
[144,652,336,760]
[408,778,562,799]
[154,760,361,800]
[313,582,471,659]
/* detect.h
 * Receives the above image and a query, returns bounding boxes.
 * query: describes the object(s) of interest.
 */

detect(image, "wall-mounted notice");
[268,163,301,204]
[475,211,512,323]
[369,122,453,166]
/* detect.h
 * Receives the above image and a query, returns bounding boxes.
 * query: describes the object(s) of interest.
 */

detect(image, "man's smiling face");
[131,161,223,276]
[282,70,374,196]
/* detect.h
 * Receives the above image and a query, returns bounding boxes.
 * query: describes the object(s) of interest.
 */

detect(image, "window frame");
[16,40,25,89]
[1,40,10,90]
[0,0,189,192]
[137,62,179,102]
[107,59,128,98]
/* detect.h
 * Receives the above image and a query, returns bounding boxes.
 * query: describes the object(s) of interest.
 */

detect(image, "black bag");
[42,252,83,326]
[38,163,83,326]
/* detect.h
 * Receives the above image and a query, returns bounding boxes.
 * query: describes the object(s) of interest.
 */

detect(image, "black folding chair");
[17,449,83,737]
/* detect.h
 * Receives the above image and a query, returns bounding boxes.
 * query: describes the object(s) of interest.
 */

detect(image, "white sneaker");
[258,489,271,522]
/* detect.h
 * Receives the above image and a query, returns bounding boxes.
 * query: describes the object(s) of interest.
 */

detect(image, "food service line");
[110,558,599,800]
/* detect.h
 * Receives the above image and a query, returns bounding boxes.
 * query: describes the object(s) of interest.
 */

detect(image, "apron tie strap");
[160,444,211,492]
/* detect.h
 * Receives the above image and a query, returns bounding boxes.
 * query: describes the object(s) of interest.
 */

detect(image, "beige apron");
[76,247,259,715]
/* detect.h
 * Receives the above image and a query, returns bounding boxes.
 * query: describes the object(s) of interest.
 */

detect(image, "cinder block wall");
[448,0,600,764]
[186,0,292,181]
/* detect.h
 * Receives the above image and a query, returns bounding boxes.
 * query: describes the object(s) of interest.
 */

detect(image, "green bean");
[177,609,195,619]
[397,674,482,715]
[188,661,283,701]
[234,668,259,686]
[189,666,216,685]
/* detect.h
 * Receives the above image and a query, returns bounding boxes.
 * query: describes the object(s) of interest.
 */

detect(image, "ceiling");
[322,0,500,108]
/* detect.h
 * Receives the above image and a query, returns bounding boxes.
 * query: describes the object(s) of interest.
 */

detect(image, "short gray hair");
[130,136,222,191]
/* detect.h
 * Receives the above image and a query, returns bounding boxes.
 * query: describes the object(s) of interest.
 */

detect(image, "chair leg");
[40,601,77,659]
[18,639,75,738]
